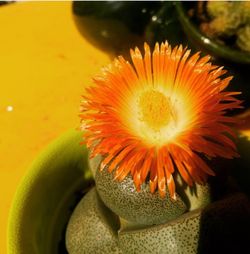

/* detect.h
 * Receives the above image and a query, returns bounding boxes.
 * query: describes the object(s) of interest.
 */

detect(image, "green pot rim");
[7,129,93,254]
[175,2,250,64]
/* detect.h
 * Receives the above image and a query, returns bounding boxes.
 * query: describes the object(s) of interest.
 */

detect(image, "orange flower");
[80,42,242,199]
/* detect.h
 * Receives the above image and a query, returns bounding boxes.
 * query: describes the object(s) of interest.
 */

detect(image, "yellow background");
[0,2,109,253]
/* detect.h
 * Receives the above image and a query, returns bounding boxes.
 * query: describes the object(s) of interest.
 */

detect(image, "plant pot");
[72,1,162,56]
[7,130,94,254]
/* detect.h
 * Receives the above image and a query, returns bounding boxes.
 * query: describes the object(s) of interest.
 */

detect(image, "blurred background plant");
[190,1,250,53]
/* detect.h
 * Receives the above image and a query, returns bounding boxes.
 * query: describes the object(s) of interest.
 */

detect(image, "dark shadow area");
[197,193,250,254]
[230,135,250,197]
[196,135,250,253]
[58,180,95,254]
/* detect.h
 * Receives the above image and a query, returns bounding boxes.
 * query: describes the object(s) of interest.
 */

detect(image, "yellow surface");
[0,2,109,253]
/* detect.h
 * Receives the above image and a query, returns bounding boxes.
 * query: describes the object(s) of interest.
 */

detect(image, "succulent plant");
[201,1,250,52]
[65,41,245,253]
[206,1,232,19]
[240,1,250,24]
[237,25,250,52]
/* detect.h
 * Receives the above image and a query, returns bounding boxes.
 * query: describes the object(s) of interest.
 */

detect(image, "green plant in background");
[201,1,250,52]
[237,25,250,53]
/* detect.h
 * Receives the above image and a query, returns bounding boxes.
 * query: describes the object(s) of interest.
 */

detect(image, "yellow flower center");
[138,90,172,131]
